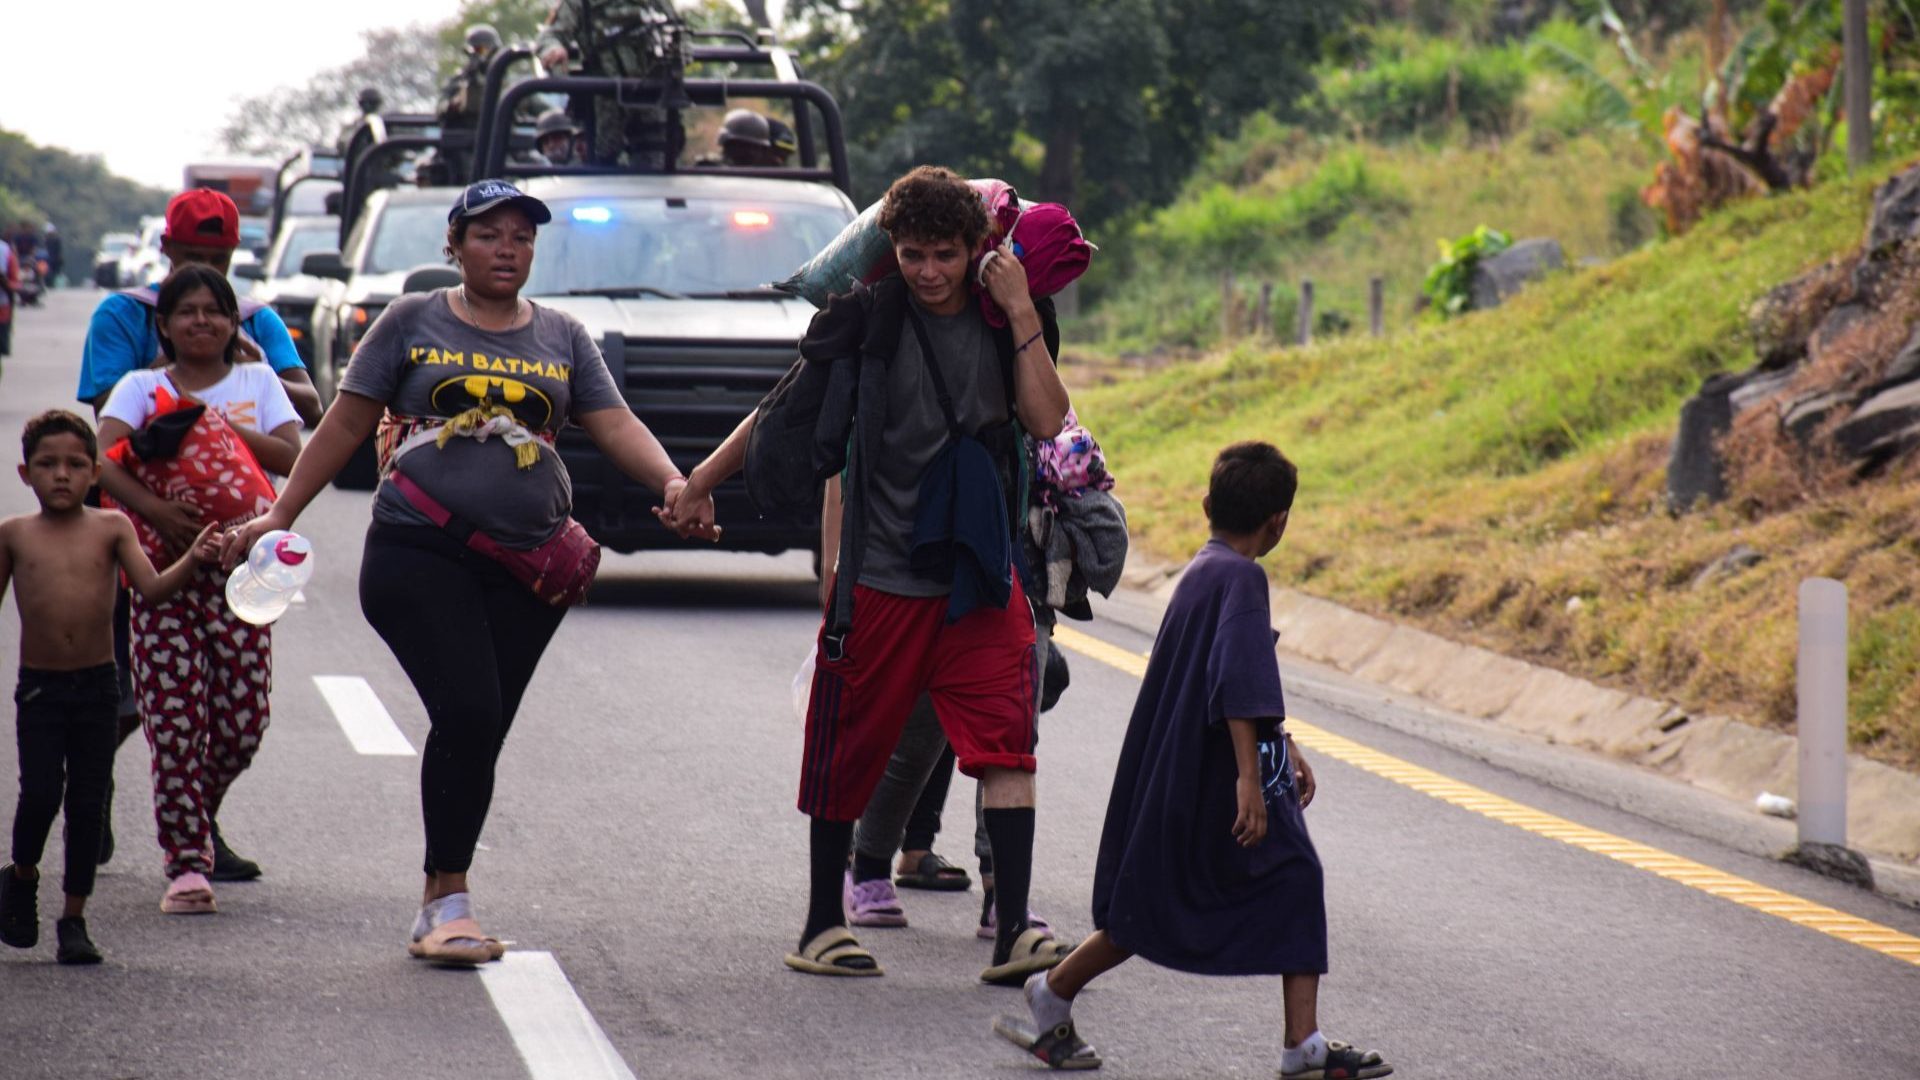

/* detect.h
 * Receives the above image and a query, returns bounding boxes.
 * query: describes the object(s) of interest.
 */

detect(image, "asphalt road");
[1,289,1916,1080]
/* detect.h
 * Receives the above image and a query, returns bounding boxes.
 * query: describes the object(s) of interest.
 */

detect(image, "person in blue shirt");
[74,189,319,886]
[76,190,322,425]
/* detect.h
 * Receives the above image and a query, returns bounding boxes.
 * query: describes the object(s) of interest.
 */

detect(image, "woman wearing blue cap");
[225,179,712,965]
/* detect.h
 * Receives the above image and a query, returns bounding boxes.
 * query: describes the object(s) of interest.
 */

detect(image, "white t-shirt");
[101,365,303,436]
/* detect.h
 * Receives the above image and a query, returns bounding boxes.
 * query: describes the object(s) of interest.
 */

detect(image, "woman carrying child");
[96,264,304,916]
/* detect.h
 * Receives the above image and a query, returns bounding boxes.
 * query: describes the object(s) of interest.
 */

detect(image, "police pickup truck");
[458,26,858,560]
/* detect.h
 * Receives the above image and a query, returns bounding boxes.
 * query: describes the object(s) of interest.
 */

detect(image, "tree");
[0,128,170,271]
[218,26,447,159]
[788,0,1347,228]
[436,0,552,77]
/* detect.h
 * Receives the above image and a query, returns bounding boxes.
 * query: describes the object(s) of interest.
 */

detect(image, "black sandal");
[895,851,972,892]
[993,1016,1103,1071]
[1281,1040,1393,1079]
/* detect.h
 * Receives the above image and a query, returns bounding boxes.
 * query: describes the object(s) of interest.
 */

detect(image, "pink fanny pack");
[390,470,600,607]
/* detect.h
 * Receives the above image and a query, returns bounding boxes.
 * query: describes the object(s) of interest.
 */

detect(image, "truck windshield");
[365,204,455,274]
[525,197,851,297]
[274,223,337,279]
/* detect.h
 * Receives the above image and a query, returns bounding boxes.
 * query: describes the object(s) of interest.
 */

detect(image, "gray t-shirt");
[339,289,625,549]
[859,300,1009,596]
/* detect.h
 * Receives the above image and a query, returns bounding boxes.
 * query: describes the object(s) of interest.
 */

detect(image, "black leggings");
[10,665,118,897]
[359,524,567,876]
[902,744,956,853]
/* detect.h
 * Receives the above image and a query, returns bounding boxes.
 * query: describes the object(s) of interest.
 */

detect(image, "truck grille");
[558,333,818,554]
[612,336,800,459]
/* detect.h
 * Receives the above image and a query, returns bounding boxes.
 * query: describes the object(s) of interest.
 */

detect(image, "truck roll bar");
[480,76,852,195]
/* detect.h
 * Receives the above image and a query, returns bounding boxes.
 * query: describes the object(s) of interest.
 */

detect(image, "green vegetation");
[1073,18,1664,352]
[1307,29,1529,140]
[1076,123,1657,351]
[0,129,169,273]
[1422,225,1512,316]
[1076,164,1920,768]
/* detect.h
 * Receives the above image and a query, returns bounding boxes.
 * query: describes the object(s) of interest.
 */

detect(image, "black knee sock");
[852,850,891,884]
[982,807,1035,963]
[803,817,855,946]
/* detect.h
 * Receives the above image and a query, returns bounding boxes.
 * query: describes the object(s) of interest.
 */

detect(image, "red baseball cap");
[163,189,240,249]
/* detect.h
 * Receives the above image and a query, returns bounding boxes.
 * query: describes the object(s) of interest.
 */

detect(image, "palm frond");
[1704,25,1769,118]
[1530,38,1638,128]
[1595,0,1656,86]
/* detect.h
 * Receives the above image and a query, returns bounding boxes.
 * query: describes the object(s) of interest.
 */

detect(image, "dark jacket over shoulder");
[747,276,1058,649]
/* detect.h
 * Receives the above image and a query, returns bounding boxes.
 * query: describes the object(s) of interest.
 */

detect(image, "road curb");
[1116,556,1920,892]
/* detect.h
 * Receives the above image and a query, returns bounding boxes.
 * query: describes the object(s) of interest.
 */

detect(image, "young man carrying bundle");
[668,165,1072,984]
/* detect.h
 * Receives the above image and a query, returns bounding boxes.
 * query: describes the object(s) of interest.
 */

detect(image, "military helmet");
[718,109,773,149]
[465,23,502,52]
[357,87,384,114]
[535,109,579,138]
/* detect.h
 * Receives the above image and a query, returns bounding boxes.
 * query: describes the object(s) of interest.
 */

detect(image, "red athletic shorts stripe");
[801,578,1039,821]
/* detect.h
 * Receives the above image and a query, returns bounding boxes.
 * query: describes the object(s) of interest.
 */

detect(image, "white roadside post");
[1796,578,1848,848]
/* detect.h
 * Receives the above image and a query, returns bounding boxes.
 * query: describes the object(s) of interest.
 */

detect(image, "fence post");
[1257,282,1274,338]
[1844,0,1873,170]
[1296,279,1314,347]
[1220,271,1236,343]
[1369,277,1385,337]
[1797,578,1849,848]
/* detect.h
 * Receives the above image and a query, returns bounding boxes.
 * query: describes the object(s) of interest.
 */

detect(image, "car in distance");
[237,214,340,371]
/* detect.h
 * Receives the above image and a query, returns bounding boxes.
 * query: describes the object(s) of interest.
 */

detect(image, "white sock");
[1027,971,1073,1032]
[1281,1030,1329,1073]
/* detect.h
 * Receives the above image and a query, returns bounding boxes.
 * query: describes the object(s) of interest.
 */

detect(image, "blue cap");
[449,179,552,225]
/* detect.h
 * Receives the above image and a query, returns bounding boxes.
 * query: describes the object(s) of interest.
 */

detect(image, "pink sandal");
[408,917,506,967]
[161,872,217,915]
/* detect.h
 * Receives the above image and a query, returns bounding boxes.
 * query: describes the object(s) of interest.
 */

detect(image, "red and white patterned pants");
[131,565,272,879]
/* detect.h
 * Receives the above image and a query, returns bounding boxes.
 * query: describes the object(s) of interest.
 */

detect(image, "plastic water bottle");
[224,531,314,626]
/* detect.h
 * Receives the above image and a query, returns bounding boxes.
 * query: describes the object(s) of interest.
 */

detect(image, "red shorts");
[801,577,1039,820]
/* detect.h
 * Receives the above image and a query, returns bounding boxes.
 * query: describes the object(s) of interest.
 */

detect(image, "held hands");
[654,475,723,542]
[979,241,1034,318]
[187,522,223,565]
[1232,776,1268,849]
[538,45,569,69]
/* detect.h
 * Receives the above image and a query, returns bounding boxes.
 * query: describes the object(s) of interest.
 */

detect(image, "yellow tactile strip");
[1051,625,1920,969]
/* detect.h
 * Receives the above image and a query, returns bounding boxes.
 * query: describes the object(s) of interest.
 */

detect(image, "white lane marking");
[291,589,307,604]
[311,675,415,756]
[480,951,638,1080]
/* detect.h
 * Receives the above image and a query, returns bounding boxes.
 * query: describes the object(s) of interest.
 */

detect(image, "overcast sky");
[8,1,782,191]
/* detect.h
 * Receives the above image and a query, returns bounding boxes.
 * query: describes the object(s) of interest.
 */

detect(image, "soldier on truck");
[536,0,691,169]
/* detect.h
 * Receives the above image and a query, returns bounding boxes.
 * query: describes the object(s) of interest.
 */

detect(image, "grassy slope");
[1078,166,1920,769]
[1077,92,1661,351]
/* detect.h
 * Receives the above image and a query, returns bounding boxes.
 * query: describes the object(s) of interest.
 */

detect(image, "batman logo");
[431,374,554,428]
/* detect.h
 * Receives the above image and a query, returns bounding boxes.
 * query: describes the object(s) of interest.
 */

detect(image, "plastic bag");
[791,643,817,723]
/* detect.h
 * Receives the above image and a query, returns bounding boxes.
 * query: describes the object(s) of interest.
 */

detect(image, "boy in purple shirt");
[994,442,1392,1077]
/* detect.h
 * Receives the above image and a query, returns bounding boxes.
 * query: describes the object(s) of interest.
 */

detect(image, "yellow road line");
[1051,624,1920,969]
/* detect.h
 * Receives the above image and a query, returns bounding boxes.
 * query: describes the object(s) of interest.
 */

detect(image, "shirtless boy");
[0,410,216,963]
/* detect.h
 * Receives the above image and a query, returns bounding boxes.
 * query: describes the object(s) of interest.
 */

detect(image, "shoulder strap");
[902,303,962,438]
[389,469,476,544]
